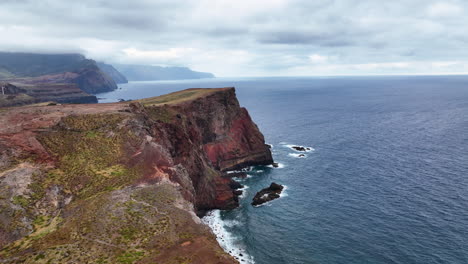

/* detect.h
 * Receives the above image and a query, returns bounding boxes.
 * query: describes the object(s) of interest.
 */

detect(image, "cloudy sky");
[0,0,467,76]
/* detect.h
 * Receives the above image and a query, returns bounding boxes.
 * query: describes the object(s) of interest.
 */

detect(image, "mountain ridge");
[114,64,215,81]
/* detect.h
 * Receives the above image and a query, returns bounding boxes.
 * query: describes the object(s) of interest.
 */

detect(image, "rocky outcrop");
[0,87,271,263]
[12,62,117,94]
[0,82,97,107]
[187,88,273,171]
[291,146,312,152]
[252,182,284,206]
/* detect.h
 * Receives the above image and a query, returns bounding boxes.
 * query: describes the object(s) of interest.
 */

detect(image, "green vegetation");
[145,106,175,123]
[12,195,29,207]
[37,113,141,199]
[60,113,126,131]
[116,250,145,264]
[137,88,222,106]
[33,215,49,227]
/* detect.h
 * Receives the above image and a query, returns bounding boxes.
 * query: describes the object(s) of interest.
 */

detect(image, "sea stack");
[252,182,284,206]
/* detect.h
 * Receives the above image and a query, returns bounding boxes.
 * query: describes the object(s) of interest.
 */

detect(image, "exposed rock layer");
[0,82,97,107]
[0,87,272,263]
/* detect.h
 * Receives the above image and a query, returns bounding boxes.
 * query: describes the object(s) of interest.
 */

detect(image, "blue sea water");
[97,76,468,264]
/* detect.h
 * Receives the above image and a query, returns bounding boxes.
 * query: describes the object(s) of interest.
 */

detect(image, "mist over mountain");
[0,52,117,94]
[0,52,87,78]
[97,62,128,84]
[113,64,215,81]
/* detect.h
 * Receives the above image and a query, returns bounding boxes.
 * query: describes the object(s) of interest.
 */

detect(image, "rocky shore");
[0,87,272,263]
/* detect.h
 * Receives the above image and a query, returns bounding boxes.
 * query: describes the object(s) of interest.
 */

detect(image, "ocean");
[97,76,468,264]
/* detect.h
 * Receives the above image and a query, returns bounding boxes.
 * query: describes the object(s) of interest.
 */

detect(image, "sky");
[0,0,467,77]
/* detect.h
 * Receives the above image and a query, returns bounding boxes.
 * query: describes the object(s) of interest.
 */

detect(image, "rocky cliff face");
[10,61,117,95]
[0,88,272,263]
[0,82,97,107]
[0,52,118,96]
[97,62,129,84]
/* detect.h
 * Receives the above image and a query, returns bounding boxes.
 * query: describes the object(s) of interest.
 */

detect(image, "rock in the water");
[272,162,279,168]
[252,182,284,206]
[291,146,307,151]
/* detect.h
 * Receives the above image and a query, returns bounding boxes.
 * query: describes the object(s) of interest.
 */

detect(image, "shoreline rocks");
[252,182,284,206]
[222,171,248,179]
[291,145,312,152]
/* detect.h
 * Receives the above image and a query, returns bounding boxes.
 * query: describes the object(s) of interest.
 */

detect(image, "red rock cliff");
[0,87,272,263]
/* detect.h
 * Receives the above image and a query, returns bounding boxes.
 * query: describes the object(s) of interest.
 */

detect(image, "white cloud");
[122,47,196,62]
[427,2,463,18]
[309,54,328,64]
[352,62,410,71]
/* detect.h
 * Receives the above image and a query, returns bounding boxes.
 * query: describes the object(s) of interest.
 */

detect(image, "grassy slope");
[137,88,229,106]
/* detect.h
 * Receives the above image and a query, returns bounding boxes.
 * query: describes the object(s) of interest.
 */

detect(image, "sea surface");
[97,76,468,264]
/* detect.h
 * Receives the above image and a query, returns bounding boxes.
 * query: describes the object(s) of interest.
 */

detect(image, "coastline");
[202,210,255,264]
[0,88,273,263]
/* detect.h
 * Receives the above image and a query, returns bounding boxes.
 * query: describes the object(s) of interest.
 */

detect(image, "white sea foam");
[267,162,285,168]
[281,185,289,197]
[288,153,307,158]
[281,143,315,152]
[202,210,255,264]
[225,166,254,174]
[239,185,249,199]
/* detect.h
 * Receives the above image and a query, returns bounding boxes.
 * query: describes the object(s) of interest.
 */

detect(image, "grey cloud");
[257,31,355,46]
[0,0,467,76]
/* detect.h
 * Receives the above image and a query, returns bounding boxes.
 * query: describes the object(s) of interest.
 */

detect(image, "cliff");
[0,82,97,107]
[0,88,272,263]
[0,52,117,98]
[113,64,215,81]
[97,62,129,84]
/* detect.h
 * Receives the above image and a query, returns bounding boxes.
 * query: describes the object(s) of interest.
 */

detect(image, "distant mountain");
[0,52,117,94]
[0,52,87,77]
[0,82,97,107]
[113,64,215,81]
[97,62,128,84]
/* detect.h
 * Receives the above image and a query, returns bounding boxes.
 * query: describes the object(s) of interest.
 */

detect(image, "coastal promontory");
[0,87,272,263]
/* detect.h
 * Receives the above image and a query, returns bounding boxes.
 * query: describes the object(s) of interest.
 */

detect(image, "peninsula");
[0,87,272,263]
